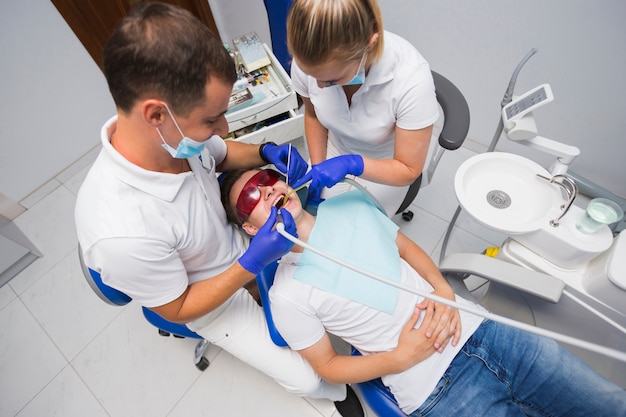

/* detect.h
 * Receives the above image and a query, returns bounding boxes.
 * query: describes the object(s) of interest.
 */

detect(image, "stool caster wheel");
[194,339,210,371]
[158,329,171,337]
[173,334,185,339]
[402,210,414,221]
[195,356,210,371]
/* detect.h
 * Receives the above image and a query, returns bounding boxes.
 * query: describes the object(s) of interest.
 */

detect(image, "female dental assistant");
[287,0,439,216]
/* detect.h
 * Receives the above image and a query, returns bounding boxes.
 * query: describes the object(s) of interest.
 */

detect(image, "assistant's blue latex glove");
[238,207,297,275]
[262,143,308,185]
[291,154,364,206]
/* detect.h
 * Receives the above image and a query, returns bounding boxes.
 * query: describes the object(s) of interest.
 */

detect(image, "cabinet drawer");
[228,110,303,145]
[225,44,297,133]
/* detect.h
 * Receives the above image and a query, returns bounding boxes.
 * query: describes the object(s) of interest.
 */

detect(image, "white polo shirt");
[75,116,246,308]
[291,31,440,160]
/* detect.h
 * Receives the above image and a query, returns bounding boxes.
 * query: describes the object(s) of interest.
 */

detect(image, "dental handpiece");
[285,143,292,186]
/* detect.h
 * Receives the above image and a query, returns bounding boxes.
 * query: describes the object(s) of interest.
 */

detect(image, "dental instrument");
[281,143,295,207]
[282,182,309,205]
[285,142,291,185]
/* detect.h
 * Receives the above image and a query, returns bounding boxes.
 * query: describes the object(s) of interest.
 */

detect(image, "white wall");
[208,0,272,48]
[378,0,626,198]
[0,0,114,206]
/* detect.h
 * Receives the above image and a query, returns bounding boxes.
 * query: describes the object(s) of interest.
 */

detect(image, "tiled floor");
[0,141,537,417]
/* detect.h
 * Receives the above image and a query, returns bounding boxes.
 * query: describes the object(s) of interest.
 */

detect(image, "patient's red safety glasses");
[236,169,281,222]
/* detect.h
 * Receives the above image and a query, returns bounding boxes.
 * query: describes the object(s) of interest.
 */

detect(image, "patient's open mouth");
[273,194,287,209]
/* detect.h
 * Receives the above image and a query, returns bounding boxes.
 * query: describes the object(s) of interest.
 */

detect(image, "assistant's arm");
[361,124,433,186]
[293,124,434,203]
[301,96,330,165]
[218,140,266,171]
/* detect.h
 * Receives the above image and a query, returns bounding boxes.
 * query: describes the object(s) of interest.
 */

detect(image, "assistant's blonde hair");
[287,0,384,68]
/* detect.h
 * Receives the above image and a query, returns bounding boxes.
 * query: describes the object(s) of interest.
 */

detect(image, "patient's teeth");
[273,195,286,209]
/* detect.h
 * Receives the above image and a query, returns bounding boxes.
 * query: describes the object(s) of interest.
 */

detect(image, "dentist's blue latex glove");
[261,143,308,185]
[292,154,364,206]
[238,207,297,275]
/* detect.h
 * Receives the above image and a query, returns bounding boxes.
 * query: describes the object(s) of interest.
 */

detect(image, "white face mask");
[156,103,208,159]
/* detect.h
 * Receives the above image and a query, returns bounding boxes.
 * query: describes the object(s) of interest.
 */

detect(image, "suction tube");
[501,48,538,109]
[275,223,626,364]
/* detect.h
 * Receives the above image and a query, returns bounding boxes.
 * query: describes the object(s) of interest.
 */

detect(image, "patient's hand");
[391,301,440,371]
[416,288,462,352]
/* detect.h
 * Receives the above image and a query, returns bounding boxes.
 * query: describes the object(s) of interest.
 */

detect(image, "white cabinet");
[224,44,303,145]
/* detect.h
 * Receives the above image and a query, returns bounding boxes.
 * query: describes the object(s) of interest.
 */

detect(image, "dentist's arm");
[219,141,307,184]
[238,207,296,275]
[150,208,296,323]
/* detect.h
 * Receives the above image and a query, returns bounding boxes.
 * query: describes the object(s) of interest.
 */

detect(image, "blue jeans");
[410,320,626,417]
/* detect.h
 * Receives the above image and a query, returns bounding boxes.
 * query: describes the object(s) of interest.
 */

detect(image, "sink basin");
[454,152,564,234]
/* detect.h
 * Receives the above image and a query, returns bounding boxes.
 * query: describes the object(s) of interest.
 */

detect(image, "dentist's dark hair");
[103,2,236,116]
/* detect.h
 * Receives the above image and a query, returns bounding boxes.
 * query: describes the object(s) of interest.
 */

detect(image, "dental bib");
[294,190,400,314]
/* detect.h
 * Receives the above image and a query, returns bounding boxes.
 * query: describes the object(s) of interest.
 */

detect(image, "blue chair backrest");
[86,267,132,305]
[78,246,202,339]
[256,260,288,347]
[78,247,132,306]
[350,348,408,416]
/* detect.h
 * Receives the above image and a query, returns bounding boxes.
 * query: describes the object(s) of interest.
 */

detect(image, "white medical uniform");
[75,116,345,401]
[291,31,440,216]
[270,251,485,414]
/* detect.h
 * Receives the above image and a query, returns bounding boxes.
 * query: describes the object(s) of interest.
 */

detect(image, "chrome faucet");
[536,174,578,227]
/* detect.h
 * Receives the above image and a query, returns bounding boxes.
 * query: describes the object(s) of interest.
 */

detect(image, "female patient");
[220,168,626,417]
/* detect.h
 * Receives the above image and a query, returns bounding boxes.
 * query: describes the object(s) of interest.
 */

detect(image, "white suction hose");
[275,222,626,363]
[562,290,626,336]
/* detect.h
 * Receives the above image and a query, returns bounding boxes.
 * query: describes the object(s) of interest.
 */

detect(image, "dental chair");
[396,71,471,221]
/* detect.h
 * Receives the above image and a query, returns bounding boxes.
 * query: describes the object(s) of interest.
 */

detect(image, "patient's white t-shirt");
[270,251,485,414]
